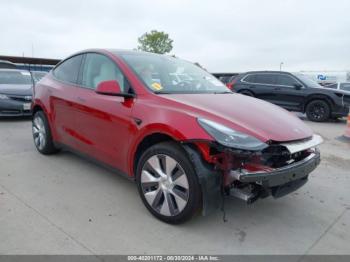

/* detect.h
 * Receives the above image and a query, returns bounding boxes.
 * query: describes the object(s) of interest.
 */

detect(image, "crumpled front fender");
[182,144,222,216]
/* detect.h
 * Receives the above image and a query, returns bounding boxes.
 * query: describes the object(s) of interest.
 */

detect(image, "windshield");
[0,71,32,85]
[121,53,231,94]
[293,73,322,88]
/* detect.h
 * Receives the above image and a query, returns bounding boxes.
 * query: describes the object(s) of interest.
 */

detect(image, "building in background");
[0,55,60,72]
[0,60,17,69]
[300,71,350,86]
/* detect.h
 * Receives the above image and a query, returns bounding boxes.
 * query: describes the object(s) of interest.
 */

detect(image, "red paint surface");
[33,49,314,177]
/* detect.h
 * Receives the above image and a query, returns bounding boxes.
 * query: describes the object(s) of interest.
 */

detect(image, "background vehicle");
[32,50,321,223]
[218,75,232,85]
[0,60,17,69]
[0,69,33,117]
[30,71,47,84]
[324,82,350,93]
[212,73,239,85]
[230,71,350,122]
[300,71,350,86]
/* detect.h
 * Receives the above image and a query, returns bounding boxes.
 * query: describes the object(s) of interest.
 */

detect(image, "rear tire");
[32,111,59,154]
[305,100,330,122]
[136,141,202,224]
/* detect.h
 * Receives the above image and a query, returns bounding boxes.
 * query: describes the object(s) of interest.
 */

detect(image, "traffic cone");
[345,114,350,139]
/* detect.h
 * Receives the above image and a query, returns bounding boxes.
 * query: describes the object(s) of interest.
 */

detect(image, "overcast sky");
[1,0,350,72]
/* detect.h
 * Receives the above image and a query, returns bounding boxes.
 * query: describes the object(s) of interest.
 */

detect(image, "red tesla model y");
[32,49,322,223]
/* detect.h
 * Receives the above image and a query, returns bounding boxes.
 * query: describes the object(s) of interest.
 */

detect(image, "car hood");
[0,84,33,96]
[161,93,313,143]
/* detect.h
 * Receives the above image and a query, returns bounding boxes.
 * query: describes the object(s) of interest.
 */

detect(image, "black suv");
[230,71,350,122]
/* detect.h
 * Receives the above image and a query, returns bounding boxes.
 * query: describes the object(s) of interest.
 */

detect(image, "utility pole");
[280,62,284,71]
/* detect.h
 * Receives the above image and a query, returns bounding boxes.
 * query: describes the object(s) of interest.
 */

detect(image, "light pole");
[280,62,284,71]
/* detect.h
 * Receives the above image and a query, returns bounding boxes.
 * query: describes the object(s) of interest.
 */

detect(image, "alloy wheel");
[309,103,326,120]
[141,154,189,217]
[32,116,47,151]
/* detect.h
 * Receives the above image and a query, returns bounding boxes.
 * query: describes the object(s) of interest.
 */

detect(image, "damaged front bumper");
[231,150,320,187]
[229,149,320,201]
[183,134,322,215]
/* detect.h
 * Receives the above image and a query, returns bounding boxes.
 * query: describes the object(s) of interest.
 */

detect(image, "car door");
[50,54,84,147]
[271,74,305,111]
[73,53,135,173]
[243,73,278,103]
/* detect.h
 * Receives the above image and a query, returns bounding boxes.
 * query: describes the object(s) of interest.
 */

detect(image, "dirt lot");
[0,116,349,255]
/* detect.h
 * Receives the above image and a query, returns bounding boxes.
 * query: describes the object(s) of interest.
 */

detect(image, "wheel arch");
[32,102,57,141]
[131,131,222,217]
[303,94,334,113]
[132,132,177,179]
[32,104,44,115]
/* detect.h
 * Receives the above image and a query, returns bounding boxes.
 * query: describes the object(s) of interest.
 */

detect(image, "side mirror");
[294,83,303,90]
[95,80,134,98]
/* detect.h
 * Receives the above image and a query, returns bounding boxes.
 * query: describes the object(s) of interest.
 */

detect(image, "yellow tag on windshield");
[151,82,163,91]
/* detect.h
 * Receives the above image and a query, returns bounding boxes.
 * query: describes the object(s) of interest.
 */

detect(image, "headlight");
[198,118,268,151]
[0,94,9,100]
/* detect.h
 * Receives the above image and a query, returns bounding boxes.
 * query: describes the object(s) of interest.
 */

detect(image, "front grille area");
[8,95,32,102]
[0,110,21,114]
[261,144,311,168]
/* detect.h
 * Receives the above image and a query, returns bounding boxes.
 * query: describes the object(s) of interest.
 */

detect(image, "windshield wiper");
[154,91,172,94]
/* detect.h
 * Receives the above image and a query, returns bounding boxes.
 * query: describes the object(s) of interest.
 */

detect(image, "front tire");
[305,100,330,122]
[136,141,202,224]
[32,111,59,154]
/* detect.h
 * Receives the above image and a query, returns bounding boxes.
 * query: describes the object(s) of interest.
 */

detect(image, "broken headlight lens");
[198,118,268,151]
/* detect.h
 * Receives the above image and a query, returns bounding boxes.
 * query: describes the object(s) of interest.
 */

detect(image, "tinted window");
[81,53,128,92]
[53,55,83,84]
[0,71,32,85]
[254,74,276,85]
[340,83,350,91]
[276,75,299,86]
[293,73,321,88]
[242,74,256,83]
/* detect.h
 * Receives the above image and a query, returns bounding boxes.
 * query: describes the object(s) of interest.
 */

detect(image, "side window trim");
[242,73,303,88]
[52,54,84,86]
[77,54,86,86]
[241,73,276,86]
[277,74,303,89]
[79,52,134,94]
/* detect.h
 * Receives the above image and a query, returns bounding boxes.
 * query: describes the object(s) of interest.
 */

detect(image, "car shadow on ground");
[0,116,32,122]
[294,112,347,124]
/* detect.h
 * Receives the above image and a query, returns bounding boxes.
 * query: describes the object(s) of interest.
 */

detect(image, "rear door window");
[53,55,83,84]
[242,74,256,83]
[254,74,276,85]
[276,75,299,87]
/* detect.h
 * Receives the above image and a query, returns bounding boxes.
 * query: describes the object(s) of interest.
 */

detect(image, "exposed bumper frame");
[230,150,321,188]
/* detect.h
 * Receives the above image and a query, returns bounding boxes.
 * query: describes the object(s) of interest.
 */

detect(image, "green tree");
[137,30,173,54]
